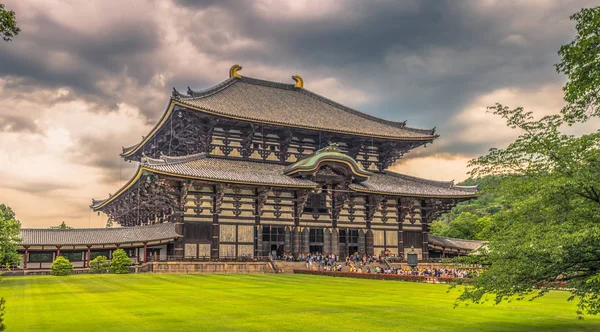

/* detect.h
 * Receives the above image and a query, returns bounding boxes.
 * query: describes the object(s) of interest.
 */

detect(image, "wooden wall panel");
[386,231,398,248]
[198,244,211,257]
[238,225,254,242]
[238,245,254,257]
[219,244,236,257]
[373,230,385,246]
[220,225,236,242]
[185,244,197,258]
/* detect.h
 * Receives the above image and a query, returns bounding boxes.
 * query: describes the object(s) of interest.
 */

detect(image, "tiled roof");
[144,153,318,187]
[349,172,478,197]
[94,153,476,210]
[175,76,436,140]
[19,223,180,246]
[428,235,484,251]
[144,154,475,197]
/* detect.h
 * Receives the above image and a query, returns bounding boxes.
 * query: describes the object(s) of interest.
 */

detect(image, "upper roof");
[121,67,438,159]
[93,152,476,210]
[174,75,436,140]
[19,223,180,246]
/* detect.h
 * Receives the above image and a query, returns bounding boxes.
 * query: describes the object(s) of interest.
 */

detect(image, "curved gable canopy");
[283,143,372,182]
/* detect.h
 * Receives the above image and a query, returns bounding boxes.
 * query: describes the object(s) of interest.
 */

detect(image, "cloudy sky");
[0,0,596,228]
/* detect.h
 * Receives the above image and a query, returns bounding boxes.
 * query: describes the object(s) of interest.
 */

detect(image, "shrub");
[89,255,109,273]
[51,256,73,276]
[110,249,132,274]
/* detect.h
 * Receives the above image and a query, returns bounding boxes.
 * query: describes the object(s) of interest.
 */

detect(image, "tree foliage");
[89,256,109,273]
[556,6,600,124]
[0,204,21,267]
[458,6,600,317]
[431,176,507,240]
[110,249,131,274]
[0,4,20,42]
[0,296,5,331]
[51,256,73,276]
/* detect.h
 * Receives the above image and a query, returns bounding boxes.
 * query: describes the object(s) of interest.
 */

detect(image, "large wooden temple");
[16,65,480,270]
[88,65,478,261]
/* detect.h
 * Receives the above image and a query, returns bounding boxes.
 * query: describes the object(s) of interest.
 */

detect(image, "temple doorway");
[271,244,283,258]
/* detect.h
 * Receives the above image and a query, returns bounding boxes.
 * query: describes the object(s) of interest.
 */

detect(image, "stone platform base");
[146,261,274,274]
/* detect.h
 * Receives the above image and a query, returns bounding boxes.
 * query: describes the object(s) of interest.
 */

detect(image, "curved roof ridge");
[428,235,484,243]
[187,75,436,135]
[179,77,237,99]
[22,222,172,232]
[382,171,455,188]
[452,184,479,193]
[140,152,207,166]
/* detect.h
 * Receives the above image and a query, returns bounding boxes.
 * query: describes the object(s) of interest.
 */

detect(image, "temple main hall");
[17,65,481,269]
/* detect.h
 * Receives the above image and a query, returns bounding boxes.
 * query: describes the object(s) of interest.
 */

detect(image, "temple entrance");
[263,226,285,258]
[309,228,324,254]
[271,244,284,258]
[309,245,323,254]
[339,229,360,257]
[348,246,359,256]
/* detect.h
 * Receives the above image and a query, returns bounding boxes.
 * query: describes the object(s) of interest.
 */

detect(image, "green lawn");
[1,274,600,331]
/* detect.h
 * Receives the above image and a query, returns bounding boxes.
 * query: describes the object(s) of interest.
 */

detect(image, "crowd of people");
[277,252,478,279]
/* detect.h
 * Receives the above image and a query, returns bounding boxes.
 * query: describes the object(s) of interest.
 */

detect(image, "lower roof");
[428,235,484,251]
[19,223,180,247]
[92,153,477,210]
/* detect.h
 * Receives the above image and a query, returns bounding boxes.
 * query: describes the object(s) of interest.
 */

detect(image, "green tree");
[0,204,21,267]
[0,297,5,331]
[89,256,109,273]
[50,256,73,276]
[457,6,600,316]
[556,6,600,124]
[0,4,20,42]
[50,221,72,229]
[110,249,131,274]
[431,176,506,240]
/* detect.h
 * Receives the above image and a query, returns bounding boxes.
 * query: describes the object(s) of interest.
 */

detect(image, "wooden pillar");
[143,242,148,263]
[56,246,61,257]
[254,188,262,257]
[302,227,309,254]
[24,247,29,269]
[211,185,221,259]
[331,228,339,256]
[292,226,300,257]
[365,229,374,256]
[323,228,331,255]
[284,227,292,254]
[256,225,263,257]
[442,247,446,259]
[398,221,404,261]
[86,246,91,268]
[358,229,366,255]
[421,223,430,261]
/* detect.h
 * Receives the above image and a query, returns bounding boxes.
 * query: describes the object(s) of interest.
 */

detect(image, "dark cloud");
[0,1,594,152]
[173,0,592,157]
[5,180,78,195]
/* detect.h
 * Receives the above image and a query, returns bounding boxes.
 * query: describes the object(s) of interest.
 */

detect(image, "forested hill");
[430,176,508,240]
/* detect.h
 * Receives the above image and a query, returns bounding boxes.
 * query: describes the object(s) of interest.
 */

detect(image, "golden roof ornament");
[229,64,242,78]
[292,75,304,88]
[323,142,340,152]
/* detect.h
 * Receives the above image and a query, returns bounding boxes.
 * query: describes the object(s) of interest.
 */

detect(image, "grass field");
[1,274,600,331]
